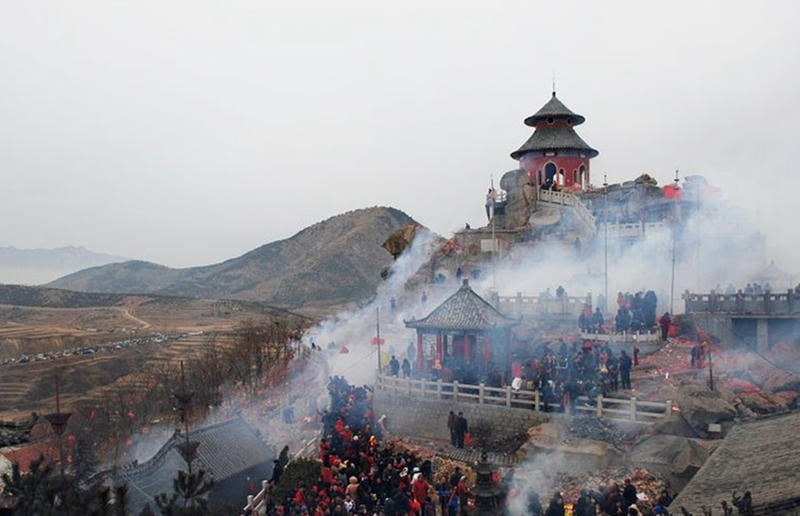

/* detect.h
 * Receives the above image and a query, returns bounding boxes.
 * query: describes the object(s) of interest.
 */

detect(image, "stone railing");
[601,221,667,239]
[579,330,661,343]
[497,292,591,317]
[537,189,597,233]
[375,373,671,425]
[685,291,800,315]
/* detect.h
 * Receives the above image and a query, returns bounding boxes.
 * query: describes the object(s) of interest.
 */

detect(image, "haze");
[1,1,798,270]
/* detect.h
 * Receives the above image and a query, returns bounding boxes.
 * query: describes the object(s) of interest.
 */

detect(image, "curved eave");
[511,146,599,160]
[510,125,599,160]
[524,113,585,126]
[404,320,520,332]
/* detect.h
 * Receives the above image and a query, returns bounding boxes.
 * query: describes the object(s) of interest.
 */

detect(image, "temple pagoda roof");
[523,92,585,127]
[510,125,599,160]
[405,280,519,332]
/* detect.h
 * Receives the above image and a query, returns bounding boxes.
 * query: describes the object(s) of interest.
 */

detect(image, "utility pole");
[708,349,714,391]
[670,170,680,314]
[490,177,497,290]
[603,174,609,314]
[376,307,382,374]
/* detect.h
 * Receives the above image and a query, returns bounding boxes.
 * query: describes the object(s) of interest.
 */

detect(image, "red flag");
[339,346,349,354]
[371,337,385,346]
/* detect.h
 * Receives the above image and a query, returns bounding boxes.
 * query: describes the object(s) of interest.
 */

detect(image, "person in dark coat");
[454,412,468,449]
[278,445,290,469]
[270,459,283,484]
[619,351,632,390]
[401,358,412,378]
[658,312,671,341]
[545,492,565,516]
[389,355,400,376]
[591,308,604,332]
[622,478,638,507]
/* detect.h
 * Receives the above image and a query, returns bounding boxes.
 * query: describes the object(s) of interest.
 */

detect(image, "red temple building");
[405,280,519,376]
[511,91,598,190]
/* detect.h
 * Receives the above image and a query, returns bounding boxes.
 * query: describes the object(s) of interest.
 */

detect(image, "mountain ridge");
[48,206,416,308]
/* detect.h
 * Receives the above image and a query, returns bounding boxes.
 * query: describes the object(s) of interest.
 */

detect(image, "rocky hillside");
[48,207,416,308]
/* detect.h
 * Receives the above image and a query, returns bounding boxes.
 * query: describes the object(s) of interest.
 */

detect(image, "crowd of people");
[503,340,635,414]
[521,481,673,516]
[261,373,686,515]
[578,291,662,335]
[263,376,477,515]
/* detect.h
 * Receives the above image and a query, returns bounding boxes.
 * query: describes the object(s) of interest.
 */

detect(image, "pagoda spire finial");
[552,71,556,96]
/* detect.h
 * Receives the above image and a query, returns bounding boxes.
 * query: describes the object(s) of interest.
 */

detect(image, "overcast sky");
[1,1,798,269]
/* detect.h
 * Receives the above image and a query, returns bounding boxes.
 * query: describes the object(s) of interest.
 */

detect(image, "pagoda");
[511,91,598,189]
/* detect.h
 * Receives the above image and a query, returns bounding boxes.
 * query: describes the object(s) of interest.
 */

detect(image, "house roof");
[511,125,599,160]
[1,440,59,474]
[669,412,800,514]
[0,415,39,448]
[115,417,274,512]
[523,92,586,127]
[405,280,519,332]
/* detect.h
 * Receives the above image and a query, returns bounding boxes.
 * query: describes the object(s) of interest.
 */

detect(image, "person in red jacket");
[412,474,430,506]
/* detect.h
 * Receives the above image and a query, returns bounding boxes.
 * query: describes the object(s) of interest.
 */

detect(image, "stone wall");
[373,390,546,442]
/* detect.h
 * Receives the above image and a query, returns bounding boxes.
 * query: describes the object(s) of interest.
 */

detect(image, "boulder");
[630,434,709,480]
[651,414,700,438]
[674,384,737,437]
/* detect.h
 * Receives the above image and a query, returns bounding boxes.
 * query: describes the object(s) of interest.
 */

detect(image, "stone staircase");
[536,189,597,236]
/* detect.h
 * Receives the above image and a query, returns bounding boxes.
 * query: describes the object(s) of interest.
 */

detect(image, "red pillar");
[416,330,424,371]
[464,334,471,364]
[435,333,443,364]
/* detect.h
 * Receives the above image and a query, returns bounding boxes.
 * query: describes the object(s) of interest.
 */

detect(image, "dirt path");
[116,305,151,329]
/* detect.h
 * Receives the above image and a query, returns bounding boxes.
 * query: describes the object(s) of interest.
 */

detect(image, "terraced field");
[0,295,311,419]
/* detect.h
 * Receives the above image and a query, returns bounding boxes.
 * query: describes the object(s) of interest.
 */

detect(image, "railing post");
[665,399,672,417]
[630,397,637,421]
[247,495,254,509]
[453,381,459,402]
[437,379,443,399]
[479,383,485,404]
[534,389,540,412]
[407,377,412,397]
[596,394,603,417]
[394,377,399,395]
[505,386,512,407]
[516,292,523,317]
[262,480,268,492]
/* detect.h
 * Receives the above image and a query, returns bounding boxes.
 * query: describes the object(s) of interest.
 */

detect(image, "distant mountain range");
[47,206,416,308]
[0,246,125,285]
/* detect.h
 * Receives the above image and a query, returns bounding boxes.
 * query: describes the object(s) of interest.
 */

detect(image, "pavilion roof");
[405,280,519,332]
[511,125,599,160]
[523,92,586,127]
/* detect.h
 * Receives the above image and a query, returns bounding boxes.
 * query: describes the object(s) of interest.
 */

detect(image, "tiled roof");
[523,92,585,127]
[1,441,59,473]
[116,417,274,512]
[511,125,599,160]
[405,280,519,332]
[0,416,38,448]
[669,412,800,514]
